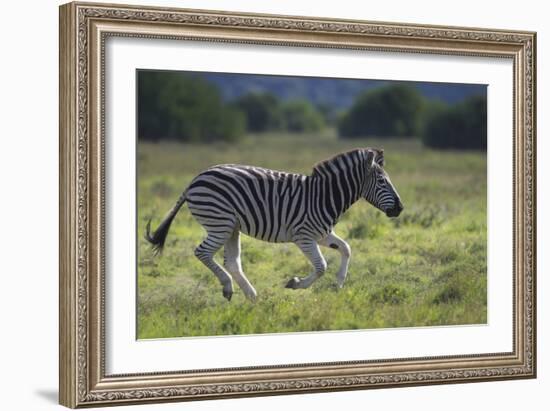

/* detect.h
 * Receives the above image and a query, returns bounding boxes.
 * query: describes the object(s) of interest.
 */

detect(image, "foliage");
[202,72,486,111]
[235,93,325,134]
[137,133,487,338]
[337,84,425,139]
[281,100,325,133]
[315,102,339,126]
[421,95,487,150]
[138,71,245,142]
[137,71,487,151]
[234,92,284,132]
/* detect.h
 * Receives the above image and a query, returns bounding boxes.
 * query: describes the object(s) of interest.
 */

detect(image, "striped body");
[186,160,363,244]
[146,148,403,301]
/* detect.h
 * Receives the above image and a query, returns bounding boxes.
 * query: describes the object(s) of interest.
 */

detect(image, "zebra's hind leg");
[285,240,327,289]
[319,231,351,288]
[194,229,235,301]
[224,228,257,302]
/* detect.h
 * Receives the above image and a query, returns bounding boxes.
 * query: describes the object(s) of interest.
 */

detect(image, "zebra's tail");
[145,191,187,255]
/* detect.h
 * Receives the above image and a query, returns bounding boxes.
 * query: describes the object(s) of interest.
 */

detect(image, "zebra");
[145,148,403,302]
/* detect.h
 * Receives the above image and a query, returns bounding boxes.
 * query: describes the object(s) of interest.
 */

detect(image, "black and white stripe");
[146,148,403,301]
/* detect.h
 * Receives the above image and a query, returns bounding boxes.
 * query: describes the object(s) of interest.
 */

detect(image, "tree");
[281,100,325,133]
[338,84,424,138]
[315,102,338,126]
[234,92,283,132]
[421,95,487,150]
[138,71,245,142]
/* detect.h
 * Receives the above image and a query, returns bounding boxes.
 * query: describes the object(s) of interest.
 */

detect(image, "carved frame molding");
[59,2,536,407]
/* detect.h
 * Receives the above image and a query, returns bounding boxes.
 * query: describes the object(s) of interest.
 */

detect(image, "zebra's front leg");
[224,228,257,302]
[285,240,327,289]
[194,230,234,301]
[319,231,351,288]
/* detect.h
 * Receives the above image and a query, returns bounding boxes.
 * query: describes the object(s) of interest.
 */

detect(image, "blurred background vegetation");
[138,70,487,150]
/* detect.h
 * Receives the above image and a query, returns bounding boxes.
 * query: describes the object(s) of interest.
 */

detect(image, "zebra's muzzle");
[385,200,403,218]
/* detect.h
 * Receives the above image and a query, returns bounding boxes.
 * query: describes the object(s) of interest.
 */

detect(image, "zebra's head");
[362,149,403,218]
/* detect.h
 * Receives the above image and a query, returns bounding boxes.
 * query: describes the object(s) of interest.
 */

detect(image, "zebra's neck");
[308,161,364,227]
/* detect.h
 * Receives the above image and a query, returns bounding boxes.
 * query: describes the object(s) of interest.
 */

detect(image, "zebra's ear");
[375,149,385,167]
[365,150,375,173]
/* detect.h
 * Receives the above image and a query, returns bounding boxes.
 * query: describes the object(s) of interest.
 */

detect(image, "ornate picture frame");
[59,1,536,408]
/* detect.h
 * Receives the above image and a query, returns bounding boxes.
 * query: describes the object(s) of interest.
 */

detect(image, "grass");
[137,131,487,338]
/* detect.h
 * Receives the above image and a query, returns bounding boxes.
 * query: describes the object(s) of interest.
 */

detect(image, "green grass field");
[137,131,487,339]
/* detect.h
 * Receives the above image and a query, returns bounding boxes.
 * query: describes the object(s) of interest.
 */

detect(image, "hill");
[194,72,486,109]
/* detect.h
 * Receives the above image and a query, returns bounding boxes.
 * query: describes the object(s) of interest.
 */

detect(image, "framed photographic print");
[59,1,537,408]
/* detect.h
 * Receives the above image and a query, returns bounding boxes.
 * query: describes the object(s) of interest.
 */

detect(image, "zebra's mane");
[311,148,383,177]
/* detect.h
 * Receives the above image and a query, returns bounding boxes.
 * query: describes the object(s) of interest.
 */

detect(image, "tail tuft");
[144,192,187,256]
[145,216,174,256]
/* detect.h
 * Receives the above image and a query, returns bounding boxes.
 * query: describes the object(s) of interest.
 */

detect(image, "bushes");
[138,71,245,142]
[235,92,325,134]
[138,71,326,141]
[337,83,487,151]
[138,70,487,150]
[338,84,424,139]
[281,100,325,133]
[421,95,487,150]
[234,92,284,132]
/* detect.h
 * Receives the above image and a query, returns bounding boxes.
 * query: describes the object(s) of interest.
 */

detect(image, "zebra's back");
[186,164,309,243]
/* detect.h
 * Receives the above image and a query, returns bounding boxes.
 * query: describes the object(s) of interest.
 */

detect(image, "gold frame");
[59,1,537,408]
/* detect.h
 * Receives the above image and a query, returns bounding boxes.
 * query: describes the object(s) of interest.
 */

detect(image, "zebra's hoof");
[285,277,301,289]
[245,290,258,302]
[223,289,233,301]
